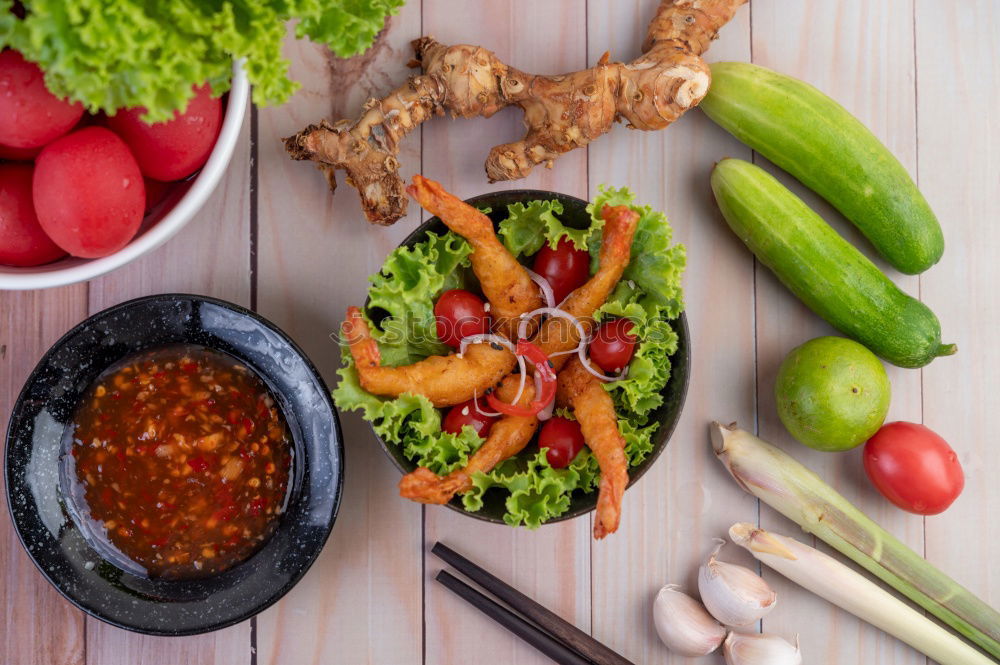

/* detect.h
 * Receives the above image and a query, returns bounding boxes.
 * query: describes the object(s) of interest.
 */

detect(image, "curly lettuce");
[366,231,471,366]
[334,186,685,527]
[499,199,601,256]
[0,0,404,121]
[588,186,686,318]
[333,230,479,473]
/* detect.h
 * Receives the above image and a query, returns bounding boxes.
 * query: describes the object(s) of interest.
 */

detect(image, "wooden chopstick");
[432,542,635,665]
[435,570,592,665]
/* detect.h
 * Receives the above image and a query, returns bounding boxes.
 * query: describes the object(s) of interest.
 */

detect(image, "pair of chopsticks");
[432,542,635,665]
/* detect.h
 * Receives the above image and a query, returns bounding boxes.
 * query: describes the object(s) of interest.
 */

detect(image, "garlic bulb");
[699,538,776,626]
[652,585,727,656]
[723,632,802,665]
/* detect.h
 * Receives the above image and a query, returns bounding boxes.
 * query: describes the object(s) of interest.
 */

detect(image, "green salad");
[334,186,685,527]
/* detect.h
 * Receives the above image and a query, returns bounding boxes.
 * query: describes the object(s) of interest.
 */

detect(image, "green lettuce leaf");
[463,449,599,528]
[596,289,680,418]
[366,231,471,366]
[588,185,686,318]
[462,415,658,528]
[499,199,601,257]
[333,348,481,474]
[0,0,403,121]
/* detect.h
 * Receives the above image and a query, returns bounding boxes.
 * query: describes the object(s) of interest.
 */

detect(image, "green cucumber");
[701,62,943,275]
[711,158,955,368]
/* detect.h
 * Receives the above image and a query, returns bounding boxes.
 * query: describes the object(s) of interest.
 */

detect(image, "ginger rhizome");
[284,0,747,225]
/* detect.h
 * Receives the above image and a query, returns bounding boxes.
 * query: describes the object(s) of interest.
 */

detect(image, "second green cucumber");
[711,158,954,368]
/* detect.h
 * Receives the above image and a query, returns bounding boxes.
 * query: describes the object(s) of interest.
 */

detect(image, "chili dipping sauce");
[65,344,293,579]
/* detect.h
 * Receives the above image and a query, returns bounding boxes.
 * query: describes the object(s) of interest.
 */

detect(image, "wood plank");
[586,2,755,664]
[419,3,592,665]
[0,286,88,665]
[83,103,252,665]
[253,5,425,665]
[750,2,926,663]
[915,0,1000,630]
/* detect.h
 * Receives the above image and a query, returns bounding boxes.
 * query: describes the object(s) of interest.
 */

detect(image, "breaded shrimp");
[407,175,543,337]
[342,306,516,407]
[398,375,538,504]
[556,356,629,539]
[533,204,640,371]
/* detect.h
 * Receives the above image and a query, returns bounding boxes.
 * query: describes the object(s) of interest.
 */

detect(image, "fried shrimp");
[407,175,543,337]
[398,376,538,504]
[556,356,629,539]
[342,306,516,407]
[533,204,640,370]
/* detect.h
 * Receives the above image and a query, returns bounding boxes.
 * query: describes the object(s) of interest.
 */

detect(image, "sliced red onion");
[459,333,528,409]
[524,267,555,309]
[472,391,502,418]
[534,372,555,421]
[577,338,629,382]
[509,353,528,405]
[516,307,586,348]
[520,357,556,421]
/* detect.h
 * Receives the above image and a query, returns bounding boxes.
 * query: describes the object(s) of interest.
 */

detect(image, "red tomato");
[0,50,84,149]
[442,399,497,438]
[434,289,490,348]
[33,127,145,258]
[532,238,591,304]
[0,164,65,266]
[589,318,637,373]
[539,417,585,469]
[863,421,964,515]
[106,84,222,181]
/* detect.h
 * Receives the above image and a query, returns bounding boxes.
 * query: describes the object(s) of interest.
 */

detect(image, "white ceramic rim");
[0,61,250,291]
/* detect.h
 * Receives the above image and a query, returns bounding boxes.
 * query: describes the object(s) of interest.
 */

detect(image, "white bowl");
[0,62,249,291]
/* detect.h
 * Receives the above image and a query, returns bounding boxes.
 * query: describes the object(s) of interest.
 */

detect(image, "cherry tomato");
[434,289,490,348]
[0,50,84,149]
[33,127,145,258]
[442,398,497,438]
[106,84,222,181]
[539,417,585,469]
[863,421,964,515]
[0,163,65,266]
[532,238,591,304]
[589,318,637,373]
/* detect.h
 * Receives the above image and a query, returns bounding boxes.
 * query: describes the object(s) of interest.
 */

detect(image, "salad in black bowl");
[335,178,688,537]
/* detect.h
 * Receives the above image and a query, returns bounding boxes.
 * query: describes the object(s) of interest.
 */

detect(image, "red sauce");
[67,344,292,579]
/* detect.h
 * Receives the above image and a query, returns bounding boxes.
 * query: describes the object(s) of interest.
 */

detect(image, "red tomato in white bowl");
[0,50,84,149]
[0,164,66,267]
[863,421,964,515]
[107,84,222,182]
[33,127,145,258]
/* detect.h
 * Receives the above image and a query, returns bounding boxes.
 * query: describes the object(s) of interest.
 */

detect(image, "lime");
[775,336,891,452]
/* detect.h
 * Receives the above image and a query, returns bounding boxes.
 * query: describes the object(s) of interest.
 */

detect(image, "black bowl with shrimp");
[340,182,690,535]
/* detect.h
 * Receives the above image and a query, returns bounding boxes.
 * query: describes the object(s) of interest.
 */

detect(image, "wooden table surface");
[2,1,997,663]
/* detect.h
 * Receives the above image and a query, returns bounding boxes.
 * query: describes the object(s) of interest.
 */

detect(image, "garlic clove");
[723,632,802,665]
[652,584,727,656]
[699,538,777,626]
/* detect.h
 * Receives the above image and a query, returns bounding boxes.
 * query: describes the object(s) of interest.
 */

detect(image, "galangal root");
[284,0,747,225]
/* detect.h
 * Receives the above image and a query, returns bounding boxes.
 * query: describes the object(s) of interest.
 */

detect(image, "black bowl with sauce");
[365,189,691,526]
[5,294,343,635]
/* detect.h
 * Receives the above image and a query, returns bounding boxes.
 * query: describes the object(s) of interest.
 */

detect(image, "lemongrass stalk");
[711,422,1000,660]
[729,523,995,665]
